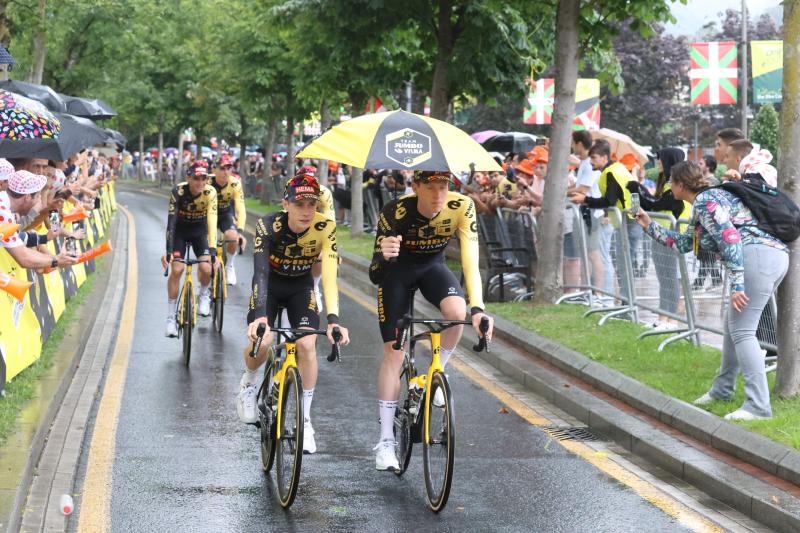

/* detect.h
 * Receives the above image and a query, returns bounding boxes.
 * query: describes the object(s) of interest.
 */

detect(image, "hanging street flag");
[751,40,783,104]
[523,78,554,125]
[690,41,738,105]
[524,78,600,130]
[364,96,387,114]
[572,78,601,131]
[423,96,431,117]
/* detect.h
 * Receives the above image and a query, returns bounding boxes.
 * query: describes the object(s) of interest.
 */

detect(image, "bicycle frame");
[273,340,299,440]
[177,261,196,327]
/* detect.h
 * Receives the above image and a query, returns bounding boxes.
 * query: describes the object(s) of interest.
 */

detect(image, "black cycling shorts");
[217,208,237,233]
[377,258,464,342]
[247,273,319,330]
[172,223,210,258]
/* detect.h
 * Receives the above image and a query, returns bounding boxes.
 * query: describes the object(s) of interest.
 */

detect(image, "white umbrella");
[591,128,649,166]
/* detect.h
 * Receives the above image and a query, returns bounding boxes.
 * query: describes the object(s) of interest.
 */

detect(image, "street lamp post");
[741,0,749,137]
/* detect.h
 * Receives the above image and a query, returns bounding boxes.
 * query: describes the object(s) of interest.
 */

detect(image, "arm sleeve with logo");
[368,205,398,285]
[233,180,246,230]
[206,187,218,254]
[249,217,273,321]
[166,186,179,256]
[458,197,485,312]
[320,221,340,323]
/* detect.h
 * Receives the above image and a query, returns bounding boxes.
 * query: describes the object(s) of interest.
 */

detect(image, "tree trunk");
[261,119,278,204]
[157,129,164,185]
[317,101,332,187]
[138,131,145,181]
[776,0,800,398]
[29,0,46,84]
[429,0,455,120]
[177,128,185,184]
[238,114,248,188]
[350,167,364,237]
[533,0,580,304]
[286,117,297,178]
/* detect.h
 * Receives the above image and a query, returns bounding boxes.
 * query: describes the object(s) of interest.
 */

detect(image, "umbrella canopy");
[0,112,107,160]
[591,128,649,166]
[61,94,117,119]
[103,128,126,147]
[0,89,61,140]
[480,131,538,154]
[0,80,66,113]
[470,129,503,144]
[296,110,501,172]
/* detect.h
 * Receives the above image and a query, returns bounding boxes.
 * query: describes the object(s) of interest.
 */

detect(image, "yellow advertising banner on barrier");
[0,183,117,385]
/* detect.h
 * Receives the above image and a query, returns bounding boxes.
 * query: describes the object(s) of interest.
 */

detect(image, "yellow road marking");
[77,206,138,533]
[338,282,723,533]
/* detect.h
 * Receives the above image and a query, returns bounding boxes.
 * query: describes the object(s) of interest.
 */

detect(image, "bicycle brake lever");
[250,323,266,358]
[392,318,408,351]
[472,316,491,353]
[327,327,342,362]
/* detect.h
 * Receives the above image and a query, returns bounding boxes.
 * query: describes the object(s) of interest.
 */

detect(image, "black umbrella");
[104,128,126,147]
[480,131,538,155]
[0,80,66,113]
[0,113,108,160]
[61,94,117,119]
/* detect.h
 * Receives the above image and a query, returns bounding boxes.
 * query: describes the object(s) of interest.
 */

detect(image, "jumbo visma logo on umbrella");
[296,110,501,172]
[385,128,432,167]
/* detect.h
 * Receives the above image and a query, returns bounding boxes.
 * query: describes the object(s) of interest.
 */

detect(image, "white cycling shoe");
[165,316,178,338]
[226,264,237,286]
[433,387,445,408]
[237,384,258,424]
[303,420,316,454]
[198,291,211,316]
[374,440,400,471]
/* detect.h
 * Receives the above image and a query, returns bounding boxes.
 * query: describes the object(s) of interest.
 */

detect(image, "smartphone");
[628,193,640,218]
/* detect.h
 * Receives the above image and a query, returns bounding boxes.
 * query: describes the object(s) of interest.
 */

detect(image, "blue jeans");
[709,244,788,417]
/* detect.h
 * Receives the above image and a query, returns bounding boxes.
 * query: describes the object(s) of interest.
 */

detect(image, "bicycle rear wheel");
[422,371,454,513]
[182,287,193,366]
[213,267,224,333]
[258,357,276,473]
[276,366,303,508]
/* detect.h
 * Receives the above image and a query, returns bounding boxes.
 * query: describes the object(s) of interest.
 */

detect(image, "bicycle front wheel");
[182,287,193,366]
[394,364,414,476]
[276,366,303,508]
[259,359,276,473]
[213,267,224,333]
[422,371,454,513]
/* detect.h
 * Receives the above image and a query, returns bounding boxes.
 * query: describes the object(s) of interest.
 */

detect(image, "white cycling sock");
[303,389,314,423]
[228,250,236,268]
[378,400,398,442]
[167,298,177,317]
[242,365,263,388]
[200,282,210,296]
[439,346,456,368]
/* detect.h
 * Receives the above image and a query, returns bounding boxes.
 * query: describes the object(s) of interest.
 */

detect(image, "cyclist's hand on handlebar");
[327,323,349,346]
[161,254,170,269]
[248,317,270,342]
[380,235,402,260]
[238,233,247,252]
[472,312,493,342]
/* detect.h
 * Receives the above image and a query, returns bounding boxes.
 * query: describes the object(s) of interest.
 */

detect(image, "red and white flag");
[364,97,387,114]
[690,41,738,105]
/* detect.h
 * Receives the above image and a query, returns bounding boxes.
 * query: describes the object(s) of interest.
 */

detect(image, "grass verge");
[0,263,99,444]
[487,302,800,449]
[244,198,281,217]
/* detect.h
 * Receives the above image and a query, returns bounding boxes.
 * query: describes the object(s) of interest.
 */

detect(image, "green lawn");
[0,265,98,444]
[244,198,281,217]
[487,302,800,449]
[336,229,376,259]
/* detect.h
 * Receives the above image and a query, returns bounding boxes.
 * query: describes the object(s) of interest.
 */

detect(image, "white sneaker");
[226,264,237,286]
[237,384,258,424]
[693,392,715,406]
[433,387,445,408]
[303,420,316,454]
[373,440,400,471]
[165,316,178,338]
[198,291,211,316]
[723,409,770,421]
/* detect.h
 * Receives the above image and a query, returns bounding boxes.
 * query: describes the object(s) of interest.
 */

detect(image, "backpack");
[718,175,800,243]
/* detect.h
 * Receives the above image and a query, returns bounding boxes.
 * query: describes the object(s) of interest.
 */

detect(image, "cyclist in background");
[211,153,247,285]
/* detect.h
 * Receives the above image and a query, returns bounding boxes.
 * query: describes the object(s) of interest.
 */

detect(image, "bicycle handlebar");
[249,324,342,363]
[393,314,490,353]
[472,316,490,353]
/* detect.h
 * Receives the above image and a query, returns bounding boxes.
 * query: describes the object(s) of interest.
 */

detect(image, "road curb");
[2,216,120,533]
[337,250,800,533]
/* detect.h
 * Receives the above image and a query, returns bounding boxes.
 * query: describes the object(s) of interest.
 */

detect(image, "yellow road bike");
[250,319,342,508]
[211,237,243,333]
[392,299,490,512]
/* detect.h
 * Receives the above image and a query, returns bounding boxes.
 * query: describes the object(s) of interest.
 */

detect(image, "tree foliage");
[751,103,779,159]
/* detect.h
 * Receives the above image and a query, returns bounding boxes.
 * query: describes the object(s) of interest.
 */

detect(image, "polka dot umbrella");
[0,89,61,140]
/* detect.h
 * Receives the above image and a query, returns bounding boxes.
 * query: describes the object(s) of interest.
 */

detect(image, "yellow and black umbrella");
[296,110,502,172]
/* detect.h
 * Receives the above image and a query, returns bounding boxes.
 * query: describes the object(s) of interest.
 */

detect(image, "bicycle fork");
[424,332,443,445]
[275,342,298,440]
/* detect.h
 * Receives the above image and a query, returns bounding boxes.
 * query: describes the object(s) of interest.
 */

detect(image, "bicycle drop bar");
[249,325,342,362]
[393,315,490,353]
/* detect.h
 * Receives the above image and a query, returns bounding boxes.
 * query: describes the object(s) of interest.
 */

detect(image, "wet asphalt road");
[103,190,690,532]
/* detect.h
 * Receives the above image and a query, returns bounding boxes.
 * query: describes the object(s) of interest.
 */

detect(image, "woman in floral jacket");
[634,161,788,421]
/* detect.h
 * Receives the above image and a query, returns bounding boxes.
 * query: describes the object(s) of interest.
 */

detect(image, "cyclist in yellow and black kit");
[369,170,494,471]
[162,161,218,337]
[212,154,247,285]
[296,164,335,312]
[237,172,350,455]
